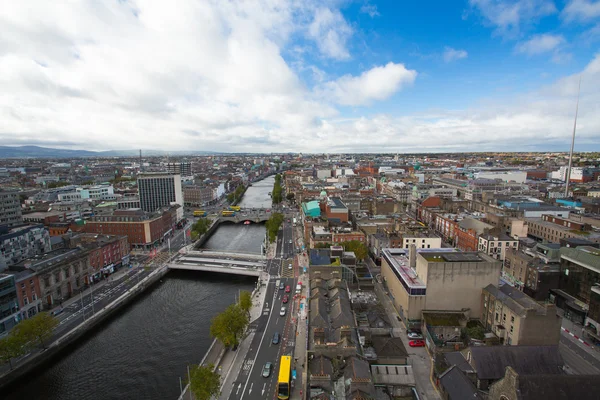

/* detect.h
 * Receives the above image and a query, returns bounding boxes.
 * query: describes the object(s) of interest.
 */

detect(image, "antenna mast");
[565,77,581,198]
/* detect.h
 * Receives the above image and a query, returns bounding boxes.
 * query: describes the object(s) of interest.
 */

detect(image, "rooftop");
[484,284,547,317]
[381,248,425,290]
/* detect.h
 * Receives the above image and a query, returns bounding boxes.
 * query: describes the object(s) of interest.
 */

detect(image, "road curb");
[562,327,592,347]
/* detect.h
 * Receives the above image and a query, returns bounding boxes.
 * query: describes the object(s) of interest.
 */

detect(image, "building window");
[510,325,514,334]
[511,316,515,323]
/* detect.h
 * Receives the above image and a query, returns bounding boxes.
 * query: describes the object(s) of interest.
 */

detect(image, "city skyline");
[1,1,599,153]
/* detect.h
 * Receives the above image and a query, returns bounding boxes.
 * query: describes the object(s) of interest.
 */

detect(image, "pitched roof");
[469,345,564,380]
[516,374,600,400]
[445,352,474,373]
[371,336,408,359]
[439,366,482,400]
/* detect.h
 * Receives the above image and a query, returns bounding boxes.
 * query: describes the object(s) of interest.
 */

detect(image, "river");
[4,177,273,400]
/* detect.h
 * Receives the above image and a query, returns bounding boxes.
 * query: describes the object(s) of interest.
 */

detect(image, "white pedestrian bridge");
[168,250,266,277]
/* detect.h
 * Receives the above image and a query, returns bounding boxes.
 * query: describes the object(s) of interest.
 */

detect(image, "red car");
[409,340,425,347]
[285,285,291,293]
[282,295,289,304]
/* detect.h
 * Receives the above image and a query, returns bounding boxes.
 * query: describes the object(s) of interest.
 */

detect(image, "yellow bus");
[277,355,291,399]
[193,210,207,217]
[222,210,235,217]
[229,205,241,212]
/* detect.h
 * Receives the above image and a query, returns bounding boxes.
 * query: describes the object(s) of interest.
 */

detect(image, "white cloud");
[0,1,599,153]
[308,7,353,60]
[443,47,468,62]
[360,3,380,18]
[469,0,557,37]
[515,33,565,54]
[316,63,417,106]
[562,0,600,22]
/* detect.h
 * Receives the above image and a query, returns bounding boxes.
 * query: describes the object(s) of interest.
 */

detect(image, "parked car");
[409,340,425,347]
[288,263,292,270]
[262,362,273,378]
[272,332,280,345]
[280,307,287,317]
[285,285,291,293]
[282,295,289,304]
[279,282,285,290]
[408,332,423,339]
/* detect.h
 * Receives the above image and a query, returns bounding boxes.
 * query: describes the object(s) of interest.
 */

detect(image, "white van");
[295,283,302,294]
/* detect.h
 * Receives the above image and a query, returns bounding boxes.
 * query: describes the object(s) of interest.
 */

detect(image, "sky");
[0,0,599,154]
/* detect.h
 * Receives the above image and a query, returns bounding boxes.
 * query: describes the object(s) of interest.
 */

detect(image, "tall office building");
[166,162,192,177]
[137,173,183,213]
[0,189,23,227]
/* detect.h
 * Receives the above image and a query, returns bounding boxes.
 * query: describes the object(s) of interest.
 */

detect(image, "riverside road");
[225,217,301,400]
[3,177,275,400]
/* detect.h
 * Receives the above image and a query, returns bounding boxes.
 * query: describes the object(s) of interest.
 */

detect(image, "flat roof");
[381,249,425,290]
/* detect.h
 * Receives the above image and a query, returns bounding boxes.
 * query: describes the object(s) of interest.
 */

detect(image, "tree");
[192,218,211,237]
[238,291,252,317]
[341,240,368,261]
[465,325,485,341]
[0,333,28,370]
[286,192,295,202]
[188,363,221,400]
[210,304,249,348]
[265,212,284,243]
[14,312,58,349]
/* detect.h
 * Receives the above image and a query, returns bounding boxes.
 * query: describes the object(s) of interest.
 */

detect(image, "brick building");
[84,207,177,249]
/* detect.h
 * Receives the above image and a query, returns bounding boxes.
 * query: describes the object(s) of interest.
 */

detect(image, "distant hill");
[0,146,223,158]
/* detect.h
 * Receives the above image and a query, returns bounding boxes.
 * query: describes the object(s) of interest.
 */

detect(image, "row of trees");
[187,291,253,400]
[0,312,58,369]
[227,184,246,204]
[190,217,212,241]
[265,212,284,243]
[271,174,283,204]
[209,290,252,348]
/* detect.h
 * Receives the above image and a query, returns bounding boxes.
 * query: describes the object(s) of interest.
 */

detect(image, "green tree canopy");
[188,363,221,400]
[0,333,28,370]
[210,304,249,348]
[265,212,284,243]
[191,217,212,238]
[14,312,58,349]
[238,290,252,317]
[341,240,368,261]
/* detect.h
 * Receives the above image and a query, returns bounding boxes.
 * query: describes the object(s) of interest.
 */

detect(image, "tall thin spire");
[565,76,581,197]
[139,149,143,173]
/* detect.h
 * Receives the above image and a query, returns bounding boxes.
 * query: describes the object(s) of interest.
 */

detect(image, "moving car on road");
[282,295,289,304]
[262,362,273,378]
[279,281,285,290]
[272,332,280,345]
[409,340,425,347]
[285,285,291,293]
[279,307,286,316]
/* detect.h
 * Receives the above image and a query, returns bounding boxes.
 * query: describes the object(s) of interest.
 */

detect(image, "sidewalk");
[290,229,309,400]
[217,271,270,400]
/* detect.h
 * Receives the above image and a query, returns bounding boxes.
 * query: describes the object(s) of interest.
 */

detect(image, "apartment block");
[0,224,51,270]
[165,162,192,177]
[0,273,19,334]
[137,173,183,213]
[481,284,560,346]
[0,189,23,227]
[402,234,442,249]
[526,214,600,244]
[478,234,519,261]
